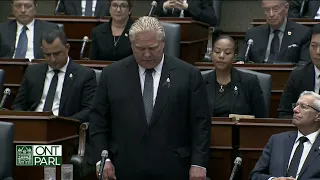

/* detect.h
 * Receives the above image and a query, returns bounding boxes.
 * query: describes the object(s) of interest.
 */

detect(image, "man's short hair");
[12,0,37,5]
[312,24,320,36]
[41,29,68,47]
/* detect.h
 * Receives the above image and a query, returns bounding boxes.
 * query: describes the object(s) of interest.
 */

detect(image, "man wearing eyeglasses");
[279,24,320,118]
[250,91,320,180]
[0,0,59,60]
[56,0,110,17]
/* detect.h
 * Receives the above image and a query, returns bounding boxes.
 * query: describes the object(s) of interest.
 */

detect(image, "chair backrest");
[93,69,102,83]
[161,22,181,58]
[201,68,272,117]
[213,0,221,25]
[57,23,64,32]
[0,121,14,179]
[0,69,5,96]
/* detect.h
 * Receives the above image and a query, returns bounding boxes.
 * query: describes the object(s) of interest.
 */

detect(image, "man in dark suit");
[88,16,211,180]
[153,0,217,26]
[278,24,320,118]
[12,29,97,122]
[0,0,59,60]
[289,0,320,18]
[56,0,110,17]
[250,91,320,180]
[237,0,311,65]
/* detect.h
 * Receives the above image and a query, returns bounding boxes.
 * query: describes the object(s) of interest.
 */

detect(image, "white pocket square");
[288,44,298,48]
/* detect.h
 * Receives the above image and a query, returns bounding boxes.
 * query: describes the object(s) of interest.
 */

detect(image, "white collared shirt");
[35,58,70,115]
[138,54,164,106]
[314,65,320,93]
[13,19,35,61]
[81,0,97,16]
[287,129,320,179]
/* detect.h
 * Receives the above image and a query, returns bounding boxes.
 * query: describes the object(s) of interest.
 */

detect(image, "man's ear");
[316,113,320,121]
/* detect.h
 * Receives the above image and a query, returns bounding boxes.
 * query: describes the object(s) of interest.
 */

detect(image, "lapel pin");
[125,33,128,37]
[166,78,170,83]
[234,86,238,91]
[69,73,73,78]
[288,31,292,36]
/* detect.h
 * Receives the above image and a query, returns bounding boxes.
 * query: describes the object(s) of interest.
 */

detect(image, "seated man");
[56,0,110,17]
[12,29,97,122]
[278,24,320,118]
[153,0,218,26]
[237,0,311,65]
[0,0,59,60]
[250,91,320,180]
[289,0,320,18]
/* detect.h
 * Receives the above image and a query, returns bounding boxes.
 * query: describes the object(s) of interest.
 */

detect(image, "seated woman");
[203,36,267,118]
[89,0,134,61]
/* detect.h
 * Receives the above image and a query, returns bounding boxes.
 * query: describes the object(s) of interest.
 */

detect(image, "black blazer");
[12,60,97,122]
[278,62,315,118]
[237,20,311,65]
[153,0,217,26]
[289,0,320,18]
[203,68,266,118]
[57,0,110,17]
[0,19,59,59]
[88,55,211,179]
[89,18,133,61]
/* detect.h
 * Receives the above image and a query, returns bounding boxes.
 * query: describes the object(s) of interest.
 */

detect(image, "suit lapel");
[230,68,241,113]
[304,63,316,91]
[283,132,297,175]
[33,20,41,59]
[205,71,215,115]
[75,1,82,16]
[94,0,101,16]
[59,60,76,112]
[8,21,17,57]
[279,20,294,59]
[149,56,176,128]
[35,63,49,103]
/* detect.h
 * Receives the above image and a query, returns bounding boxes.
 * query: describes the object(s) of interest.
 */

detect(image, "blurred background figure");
[55,0,110,17]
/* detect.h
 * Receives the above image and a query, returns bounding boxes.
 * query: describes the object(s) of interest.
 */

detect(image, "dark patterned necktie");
[143,69,154,125]
[43,70,60,112]
[287,136,309,178]
[268,29,280,63]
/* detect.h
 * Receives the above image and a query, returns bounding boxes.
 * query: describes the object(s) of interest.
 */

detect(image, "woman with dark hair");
[89,0,134,61]
[203,36,267,118]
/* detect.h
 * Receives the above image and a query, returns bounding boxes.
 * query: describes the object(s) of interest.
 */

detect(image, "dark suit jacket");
[0,19,59,59]
[289,0,320,18]
[88,55,211,179]
[57,0,110,17]
[153,0,217,26]
[12,60,97,122]
[237,20,311,65]
[203,68,266,118]
[278,62,315,118]
[89,18,133,61]
[249,131,320,180]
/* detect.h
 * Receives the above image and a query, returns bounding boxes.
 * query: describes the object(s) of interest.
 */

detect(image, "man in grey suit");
[250,91,320,180]
[89,16,211,180]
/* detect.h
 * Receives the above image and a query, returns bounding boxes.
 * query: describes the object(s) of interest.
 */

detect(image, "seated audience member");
[237,0,311,65]
[250,91,320,180]
[12,29,97,122]
[56,0,110,17]
[153,0,217,26]
[278,24,320,119]
[203,36,266,118]
[289,0,320,18]
[0,0,59,60]
[89,0,133,61]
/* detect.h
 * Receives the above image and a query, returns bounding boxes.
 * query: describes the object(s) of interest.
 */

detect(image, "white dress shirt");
[35,58,70,115]
[81,0,97,16]
[314,65,320,93]
[315,7,320,19]
[13,19,35,61]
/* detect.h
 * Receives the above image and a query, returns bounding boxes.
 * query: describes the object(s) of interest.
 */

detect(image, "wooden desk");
[195,62,295,118]
[11,16,209,64]
[252,18,320,27]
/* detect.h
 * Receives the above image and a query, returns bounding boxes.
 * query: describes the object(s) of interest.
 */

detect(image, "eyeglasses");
[110,3,129,10]
[13,3,34,10]
[292,102,319,112]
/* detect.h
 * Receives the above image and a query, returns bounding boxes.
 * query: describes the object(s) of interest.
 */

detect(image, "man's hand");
[173,0,188,10]
[96,161,116,180]
[273,177,296,180]
[163,0,177,10]
[189,166,206,180]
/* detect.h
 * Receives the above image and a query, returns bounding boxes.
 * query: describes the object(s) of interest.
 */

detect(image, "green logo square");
[16,145,33,166]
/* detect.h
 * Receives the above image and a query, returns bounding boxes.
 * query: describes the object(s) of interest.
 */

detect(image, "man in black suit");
[12,29,97,122]
[0,0,59,60]
[56,0,110,17]
[237,0,311,65]
[251,91,320,180]
[289,0,320,18]
[89,16,211,180]
[278,24,320,118]
[153,0,217,26]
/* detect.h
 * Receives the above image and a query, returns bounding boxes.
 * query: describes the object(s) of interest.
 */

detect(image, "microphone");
[0,88,11,109]
[148,1,157,16]
[244,39,254,63]
[54,0,61,15]
[98,150,108,180]
[299,0,308,18]
[80,36,89,60]
[229,157,242,180]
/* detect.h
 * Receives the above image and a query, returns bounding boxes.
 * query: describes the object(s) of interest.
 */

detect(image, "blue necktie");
[85,0,93,16]
[143,69,154,125]
[14,26,28,59]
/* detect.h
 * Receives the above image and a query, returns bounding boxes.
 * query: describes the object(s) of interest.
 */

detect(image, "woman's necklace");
[113,36,121,47]
[217,75,231,93]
